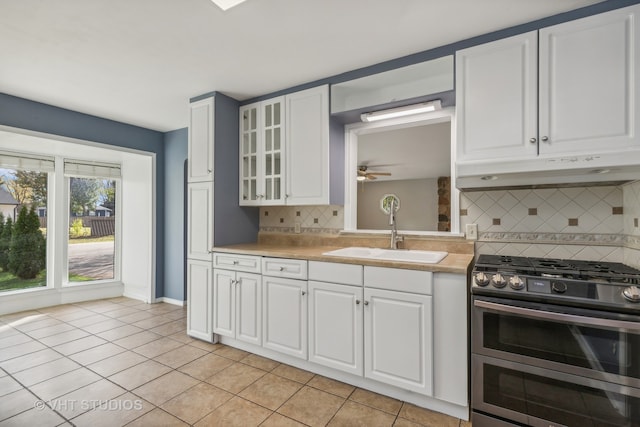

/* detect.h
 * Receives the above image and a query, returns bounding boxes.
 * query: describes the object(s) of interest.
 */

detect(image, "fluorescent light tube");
[360,100,442,122]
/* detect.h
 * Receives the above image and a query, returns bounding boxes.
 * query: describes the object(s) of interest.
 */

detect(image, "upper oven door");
[472,296,640,388]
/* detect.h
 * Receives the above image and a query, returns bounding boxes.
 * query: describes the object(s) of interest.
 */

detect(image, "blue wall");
[163,127,188,301]
[212,92,260,246]
[0,92,167,298]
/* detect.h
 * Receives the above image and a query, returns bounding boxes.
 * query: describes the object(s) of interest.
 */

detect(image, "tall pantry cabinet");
[186,93,259,342]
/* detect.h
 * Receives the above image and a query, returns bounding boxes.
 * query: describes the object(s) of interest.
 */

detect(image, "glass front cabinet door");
[239,98,285,206]
[240,104,260,204]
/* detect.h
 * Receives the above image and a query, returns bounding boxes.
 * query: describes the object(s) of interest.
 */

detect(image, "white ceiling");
[0,0,603,132]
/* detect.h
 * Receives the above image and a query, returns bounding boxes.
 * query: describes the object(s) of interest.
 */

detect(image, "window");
[65,160,120,283]
[0,153,53,293]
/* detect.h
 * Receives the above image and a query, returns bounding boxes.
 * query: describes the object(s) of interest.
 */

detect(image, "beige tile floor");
[0,297,471,426]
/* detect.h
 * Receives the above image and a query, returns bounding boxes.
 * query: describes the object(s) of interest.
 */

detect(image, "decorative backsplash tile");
[623,180,640,237]
[460,186,623,235]
[258,182,640,268]
[461,184,640,266]
[260,205,344,233]
[476,242,623,262]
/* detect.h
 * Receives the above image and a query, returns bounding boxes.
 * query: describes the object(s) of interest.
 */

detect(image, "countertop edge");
[211,244,473,274]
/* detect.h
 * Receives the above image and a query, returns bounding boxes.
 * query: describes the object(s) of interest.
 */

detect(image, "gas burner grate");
[474,255,640,283]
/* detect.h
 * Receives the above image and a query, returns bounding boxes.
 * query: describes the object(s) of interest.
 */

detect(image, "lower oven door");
[472,296,640,387]
[473,354,640,427]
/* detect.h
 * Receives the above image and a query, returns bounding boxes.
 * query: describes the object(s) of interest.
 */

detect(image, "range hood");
[456,151,640,190]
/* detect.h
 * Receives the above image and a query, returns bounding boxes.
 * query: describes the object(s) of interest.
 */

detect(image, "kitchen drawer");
[309,261,363,286]
[364,266,433,295]
[262,257,308,280]
[213,252,261,273]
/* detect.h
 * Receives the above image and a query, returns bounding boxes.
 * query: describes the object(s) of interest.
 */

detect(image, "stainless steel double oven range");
[471,255,640,427]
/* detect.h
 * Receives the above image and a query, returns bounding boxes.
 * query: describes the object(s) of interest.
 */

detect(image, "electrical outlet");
[466,223,478,240]
[294,223,301,233]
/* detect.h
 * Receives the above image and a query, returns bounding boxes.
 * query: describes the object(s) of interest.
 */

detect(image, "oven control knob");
[551,281,567,294]
[474,272,490,287]
[509,275,525,290]
[492,273,507,288]
[623,286,640,303]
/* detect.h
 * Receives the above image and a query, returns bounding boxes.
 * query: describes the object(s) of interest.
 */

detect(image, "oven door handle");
[474,299,640,332]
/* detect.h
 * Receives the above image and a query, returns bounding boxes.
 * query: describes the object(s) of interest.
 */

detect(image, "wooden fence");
[38,216,115,237]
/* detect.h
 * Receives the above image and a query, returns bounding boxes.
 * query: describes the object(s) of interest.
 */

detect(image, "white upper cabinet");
[285,85,330,205]
[240,85,333,206]
[539,5,639,154]
[188,98,214,183]
[456,4,640,164]
[239,98,285,205]
[456,31,538,161]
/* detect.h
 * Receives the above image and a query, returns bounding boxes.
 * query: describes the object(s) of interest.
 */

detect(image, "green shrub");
[9,206,46,279]
[0,216,13,272]
[69,218,91,238]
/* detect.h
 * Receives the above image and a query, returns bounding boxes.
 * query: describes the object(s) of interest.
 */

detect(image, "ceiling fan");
[357,165,391,181]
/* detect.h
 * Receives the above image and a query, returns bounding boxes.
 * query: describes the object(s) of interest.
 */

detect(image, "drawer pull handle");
[233,261,239,265]
[279,267,285,271]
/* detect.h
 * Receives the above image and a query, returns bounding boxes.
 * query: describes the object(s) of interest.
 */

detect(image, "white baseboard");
[0,282,124,316]
[154,296,185,306]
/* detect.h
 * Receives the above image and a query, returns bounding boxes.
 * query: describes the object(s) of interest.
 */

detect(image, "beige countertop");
[212,241,474,274]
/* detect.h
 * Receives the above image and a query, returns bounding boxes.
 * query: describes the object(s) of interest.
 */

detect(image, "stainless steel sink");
[322,247,448,264]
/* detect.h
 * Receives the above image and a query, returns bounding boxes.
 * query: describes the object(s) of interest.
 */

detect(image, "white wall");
[357,178,438,231]
[121,154,154,302]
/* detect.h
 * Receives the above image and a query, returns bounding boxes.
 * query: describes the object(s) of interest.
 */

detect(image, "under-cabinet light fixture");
[210,0,247,11]
[360,100,442,122]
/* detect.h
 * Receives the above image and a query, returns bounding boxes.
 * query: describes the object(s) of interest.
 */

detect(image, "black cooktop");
[474,254,640,284]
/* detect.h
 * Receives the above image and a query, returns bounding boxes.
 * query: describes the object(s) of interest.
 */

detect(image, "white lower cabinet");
[308,280,363,376]
[308,262,434,395]
[187,259,214,342]
[262,275,308,359]
[210,255,466,419]
[364,287,433,396]
[212,269,262,346]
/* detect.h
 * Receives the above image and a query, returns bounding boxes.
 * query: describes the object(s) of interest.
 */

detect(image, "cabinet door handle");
[541,136,549,142]
[230,279,236,285]
[355,299,361,305]
[364,301,369,306]
[301,291,306,296]
[207,169,212,173]
[529,137,537,144]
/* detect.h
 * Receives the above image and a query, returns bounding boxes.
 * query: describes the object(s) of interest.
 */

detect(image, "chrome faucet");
[389,198,404,249]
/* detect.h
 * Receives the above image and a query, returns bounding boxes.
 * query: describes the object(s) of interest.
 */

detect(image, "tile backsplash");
[460,183,640,266]
[258,182,640,267]
[260,205,344,233]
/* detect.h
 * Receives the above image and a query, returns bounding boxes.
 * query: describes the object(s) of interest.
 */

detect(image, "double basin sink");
[322,247,448,264]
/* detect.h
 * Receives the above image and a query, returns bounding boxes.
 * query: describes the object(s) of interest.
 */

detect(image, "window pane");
[0,169,48,293]
[68,177,116,282]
